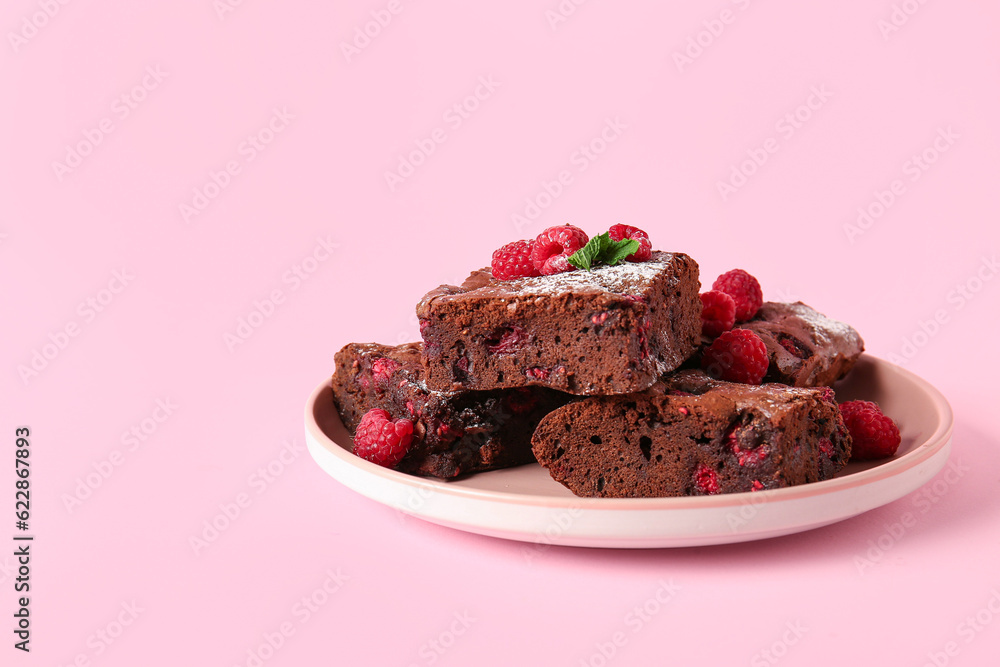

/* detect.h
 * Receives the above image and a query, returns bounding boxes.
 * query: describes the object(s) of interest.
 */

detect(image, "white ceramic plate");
[305,355,953,548]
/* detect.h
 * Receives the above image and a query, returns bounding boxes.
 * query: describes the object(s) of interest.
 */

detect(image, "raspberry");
[435,422,465,440]
[778,336,810,359]
[700,291,736,338]
[713,269,763,322]
[839,400,901,460]
[525,366,551,381]
[370,357,400,390]
[491,239,540,281]
[607,224,652,262]
[530,224,588,276]
[701,329,769,385]
[353,408,415,468]
[725,420,770,466]
[817,438,835,457]
[487,326,527,354]
[694,464,719,494]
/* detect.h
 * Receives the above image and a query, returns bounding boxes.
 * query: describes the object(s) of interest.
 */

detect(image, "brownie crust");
[531,370,851,498]
[416,251,702,396]
[741,301,864,387]
[332,342,571,478]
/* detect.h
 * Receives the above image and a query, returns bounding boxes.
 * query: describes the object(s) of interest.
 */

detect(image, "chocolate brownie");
[416,251,701,396]
[332,342,572,478]
[532,370,851,498]
[740,301,864,387]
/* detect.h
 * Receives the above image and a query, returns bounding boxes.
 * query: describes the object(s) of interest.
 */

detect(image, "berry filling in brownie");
[417,250,701,395]
[332,342,572,478]
[739,301,864,387]
[531,370,851,498]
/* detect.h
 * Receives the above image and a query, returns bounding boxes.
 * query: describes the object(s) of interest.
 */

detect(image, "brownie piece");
[416,251,701,396]
[532,370,851,498]
[740,301,864,387]
[332,342,572,478]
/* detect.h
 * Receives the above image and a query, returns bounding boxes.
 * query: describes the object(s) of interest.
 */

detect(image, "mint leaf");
[567,233,609,271]
[603,238,639,266]
[567,233,640,271]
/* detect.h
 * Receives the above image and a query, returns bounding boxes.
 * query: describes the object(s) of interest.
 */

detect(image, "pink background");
[3,1,1000,665]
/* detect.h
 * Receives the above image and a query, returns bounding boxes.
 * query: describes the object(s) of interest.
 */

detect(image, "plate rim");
[304,354,954,513]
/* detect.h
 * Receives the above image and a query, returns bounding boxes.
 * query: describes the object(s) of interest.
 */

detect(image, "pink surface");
[2,1,999,665]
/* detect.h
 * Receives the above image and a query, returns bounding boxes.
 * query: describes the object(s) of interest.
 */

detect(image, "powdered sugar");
[500,253,675,297]
[754,302,862,350]
[784,302,860,347]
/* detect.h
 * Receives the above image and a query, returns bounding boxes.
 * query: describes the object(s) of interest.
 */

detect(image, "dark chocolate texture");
[332,342,572,478]
[416,251,702,396]
[532,370,851,498]
[740,301,864,387]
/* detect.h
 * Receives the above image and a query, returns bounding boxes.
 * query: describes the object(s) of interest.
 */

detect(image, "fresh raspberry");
[700,291,736,338]
[353,408,414,468]
[839,400,901,460]
[491,239,540,281]
[370,357,400,390]
[607,224,652,262]
[530,224,588,276]
[694,464,719,495]
[713,269,763,322]
[701,329,769,385]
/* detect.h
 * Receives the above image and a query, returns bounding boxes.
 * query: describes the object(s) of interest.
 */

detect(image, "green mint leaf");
[602,238,640,266]
[567,233,610,271]
[568,233,640,270]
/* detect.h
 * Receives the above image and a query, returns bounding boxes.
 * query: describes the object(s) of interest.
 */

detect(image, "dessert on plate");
[737,301,863,387]
[531,370,851,498]
[330,223,900,498]
[331,341,571,478]
[416,248,701,396]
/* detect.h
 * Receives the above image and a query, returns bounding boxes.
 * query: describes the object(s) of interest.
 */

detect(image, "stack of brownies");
[331,225,869,498]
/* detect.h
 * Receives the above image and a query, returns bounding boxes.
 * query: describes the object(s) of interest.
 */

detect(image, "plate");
[305,355,953,548]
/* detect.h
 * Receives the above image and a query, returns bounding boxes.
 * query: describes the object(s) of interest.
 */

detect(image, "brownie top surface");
[417,250,690,311]
[340,341,547,399]
[343,341,423,367]
[745,301,863,350]
[661,369,825,409]
[335,341,435,392]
